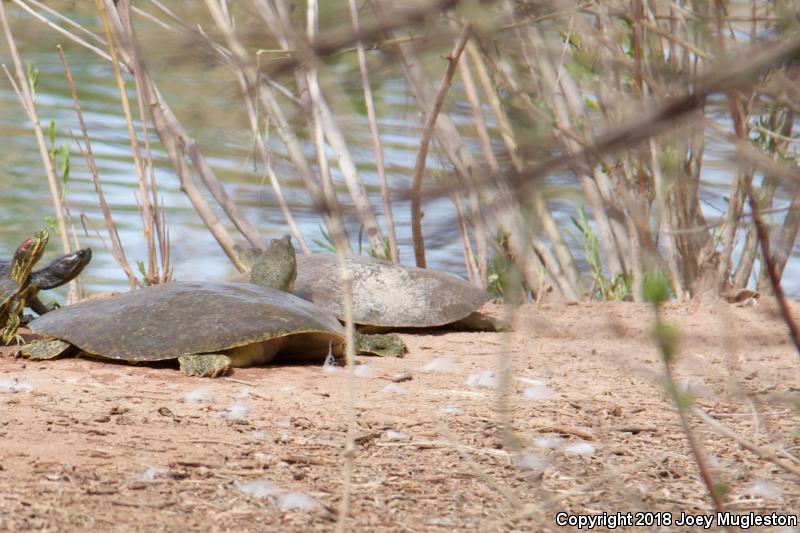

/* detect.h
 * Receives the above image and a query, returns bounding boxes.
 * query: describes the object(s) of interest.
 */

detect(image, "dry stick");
[348,0,399,262]
[0,3,73,268]
[299,2,355,528]
[523,21,610,291]
[241,79,310,254]
[732,110,797,288]
[423,34,800,208]
[367,2,488,284]
[270,0,388,256]
[28,0,257,271]
[692,407,800,477]
[262,0,463,78]
[410,26,471,268]
[652,306,727,517]
[116,2,263,256]
[250,1,351,253]
[97,0,158,284]
[21,0,107,46]
[745,184,800,356]
[117,3,170,282]
[56,46,140,288]
[203,6,309,254]
[99,0,256,270]
[472,27,578,298]
[220,4,349,254]
[649,138,686,299]
[464,42,558,298]
[12,0,111,62]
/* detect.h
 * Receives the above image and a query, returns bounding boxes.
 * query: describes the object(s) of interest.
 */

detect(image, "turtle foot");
[178,354,232,378]
[0,316,21,346]
[20,339,74,360]
[355,332,406,357]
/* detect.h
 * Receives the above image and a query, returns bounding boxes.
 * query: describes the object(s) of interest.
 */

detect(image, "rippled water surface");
[1,2,797,301]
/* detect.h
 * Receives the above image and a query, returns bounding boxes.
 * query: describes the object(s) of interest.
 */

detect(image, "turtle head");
[11,229,49,284]
[33,247,93,290]
[250,234,297,292]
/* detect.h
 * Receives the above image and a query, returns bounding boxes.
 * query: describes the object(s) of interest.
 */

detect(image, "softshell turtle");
[295,253,499,331]
[0,247,92,315]
[237,248,507,356]
[22,237,344,377]
[1,230,49,345]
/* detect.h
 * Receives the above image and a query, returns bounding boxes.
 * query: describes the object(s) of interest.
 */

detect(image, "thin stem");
[410,26,471,268]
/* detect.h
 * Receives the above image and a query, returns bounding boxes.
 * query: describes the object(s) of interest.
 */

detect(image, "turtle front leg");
[178,354,232,378]
[28,295,59,316]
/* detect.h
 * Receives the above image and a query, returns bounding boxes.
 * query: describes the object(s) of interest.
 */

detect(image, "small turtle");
[1,230,49,345]
[0,247,92,315]
[23,236,343,377]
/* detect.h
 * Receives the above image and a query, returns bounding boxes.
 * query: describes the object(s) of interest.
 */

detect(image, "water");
[1,2,797,301]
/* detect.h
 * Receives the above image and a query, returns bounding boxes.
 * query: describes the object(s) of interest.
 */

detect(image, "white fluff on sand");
[742,480,784,501]
[220,403,250,421]
[438,404,464,415]
[0,378,33,393]
[354,364,377,379]
[513,451,549,473]
[251,430,269,441]
[420,357,455,373]
[384,430,408,441]
[381,383,408,394]
[278,491,321,511]
[465,370,499,389]
[138,467,172,481]
[563,441,596,456]
[235,479,281,499]
[184,387,214,404]
[678,377,715,400]
[532,434,565,449]
[523,384,555,400]
[234,479,321,511]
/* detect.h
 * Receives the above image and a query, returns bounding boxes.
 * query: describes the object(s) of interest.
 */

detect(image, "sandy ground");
[0,300,799,532]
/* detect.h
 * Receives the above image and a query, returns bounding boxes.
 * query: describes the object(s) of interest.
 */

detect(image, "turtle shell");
[29,281,344,361]
[295,254,491,328]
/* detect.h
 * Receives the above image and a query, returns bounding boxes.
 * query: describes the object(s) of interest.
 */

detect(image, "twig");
[58,46,140,288]
[692,407,800,477]
[0,2,73,264]
[97,0,159,284]
[348,0,399,262]
[650,296,726,517]
[410,26,471,268]
[746,184,800,356]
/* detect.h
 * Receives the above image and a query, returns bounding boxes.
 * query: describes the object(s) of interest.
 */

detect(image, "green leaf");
[643,271,671,304]
[26,61,39,100]
[42,215,58,231]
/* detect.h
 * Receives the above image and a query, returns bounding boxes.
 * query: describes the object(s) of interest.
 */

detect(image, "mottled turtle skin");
[1,230,49,345]
[26,281,344,377]
[0,247,92,315]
